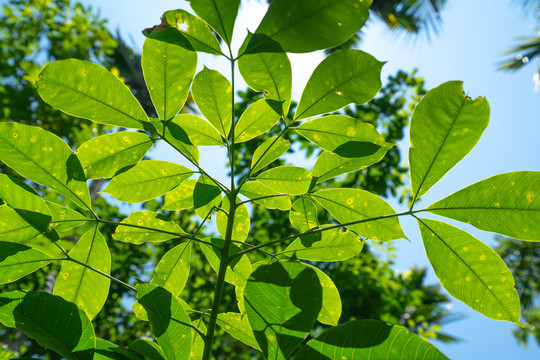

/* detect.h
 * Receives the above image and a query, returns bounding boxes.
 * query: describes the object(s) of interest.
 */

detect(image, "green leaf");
[200,239,251,287]
[290,197,318,232]
[0,122,91,210]
[188,0,240,46]
[311,189,406,241]
[418,219,520,322]
[216,196,251,243]
[144,9,223,55]
[163,180,197,211]
[240,0,370,54]
[256,166,312,195]
[216,313,260,351]
[46,201,88,232]
[76,132,154,180]
[296,319,448,360]
[142,37,197,121]
[238,35,292,116]
[239,181,292,211]
[0,204,43,243]
[102,160,193,203]
[304,263,342,326]
[136,284,192,360]
[0,242,55,285]
[193,175,222,219]
[94,339,132,360]
[427,172,540,241]
[113,211,184,245]
[283,225,365,262]
[37,59,149,130]
[191,67,232,137]
[54,227,111,320]
[162,121,200,163]
[234,99,281,143]
[151,242,191,296]
[128,340,166,360]
[410,81,490,202]
[0,291,95,360]
[251,136,290,174]
[169,115,224,146]
[294,50,383,121]
[245,261,322,359]
[190,318,207,360]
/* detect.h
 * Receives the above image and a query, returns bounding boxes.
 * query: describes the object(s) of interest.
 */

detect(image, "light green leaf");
[200,239,251,287]
[427,172,540,241]
[191,67,232,137]
[76,132,153,180]
[245,261,322,359]
[0,291,95,360]
[0,122,91,210]
[144,9,223,55]
[297,319,448,360]
[46,201,88,232]
[161,120,200,163]
[304,263,342,326]
[94,339,131,360]
[290,197,318,232]
[239,181,291,211]
[251,136,290,174]
[193,175,222,219]
[312,189,406,241]
[142,37,197,121]
[410,81,490,202]
[216,313,260,351]
[113,211,184,245]
[136,284,192,360]
[190,318,207,360]
[54,227,110,320]
[0,242,55,285]
[283,226,365,262]
[102,160,193,203]
[188,0,239,46]
[151,242,191,296]
[240,0,370,54]
[216,196,251,243]
[234,99,281,143]
[128,340,166,360]
[256,166,312,195]
[163,180,197,211]
[418,219,520,322]
[0,204,43,243]
[295,50,383,121]
[37,59,149,130]
[170,115,223,146]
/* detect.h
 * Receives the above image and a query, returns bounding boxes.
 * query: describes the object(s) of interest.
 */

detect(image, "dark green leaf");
[251,136,290,174]
[94,338,132,360]
[188,0,240,46]
[113,211,184,245]
[234,99,281,143]
[128,340,166,360]
[256,166,312,195]
[0,242,55,285]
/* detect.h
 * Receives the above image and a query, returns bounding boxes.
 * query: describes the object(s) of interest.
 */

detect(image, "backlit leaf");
[151,242,191,296]
[113,211,184,245]
[170,115,223,146]
[163,180,197,211]
[193,175,222,219]
[46,201,88,232]
[239,181,291,211]
[0,204,43,243]
[216,313,260,351]
[410,81,490,202]
[234,99,281,143]
[251,136,290,174]
[305,263,342,326]
[94,339,132,360]
[162,120,200,163]
[289,197,318,232]
[188,0,240,46]
[216,196,251,243]
[200,239,251,287]
[256,166,312,195]
[0,242,55,285]
[128,340,166,360]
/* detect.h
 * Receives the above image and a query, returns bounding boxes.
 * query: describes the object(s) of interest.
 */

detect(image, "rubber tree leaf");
[200,238,251,287]
[238,33,292,116]
[0,122,91,210]
[283,225,365,262]
[36,59,149,130]
[0,291,95,360]
[136,284,192,360]
[216,313,260,351]
[311,189,406,241]
[46,201,88,232]
[113,211,184,245]
[297,319,449,360]
[294,50,383,121]
[427,171,540,241]
[76,132,154,179]
[102,160,193,203]
[234,99,281,143]
[163,180,197,211]
[256,166,312,195]
[409,81,490,202]
[244,261,322,359]
[0,205,43,243]
[162,120,200,163]
[191,67,232,138]
[251,136,290,174]
[216,196,251,243]
[170,115,223,146]
[418,219,521,322]
[54,227,111,320]
[240,0,371,54]
[193,175,222,219]
[94,339,132,360]
[190,317,207,360]
[188,0,239,46]
[304,263,342,326]
[289,197,318,232]
[151,242,191,297]
[144,9,223,55]
[239,181,291,211]
[128,340,166,360]
[0,242,55,284]
[142,37,197,121]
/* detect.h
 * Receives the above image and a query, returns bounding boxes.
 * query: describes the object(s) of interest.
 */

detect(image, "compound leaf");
[113,211,184,245]
[256,166,312,195]
[151,242,191,297]
[234,99,281,143]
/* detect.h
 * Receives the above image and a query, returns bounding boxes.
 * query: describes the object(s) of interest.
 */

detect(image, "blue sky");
[82,0,540,358]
